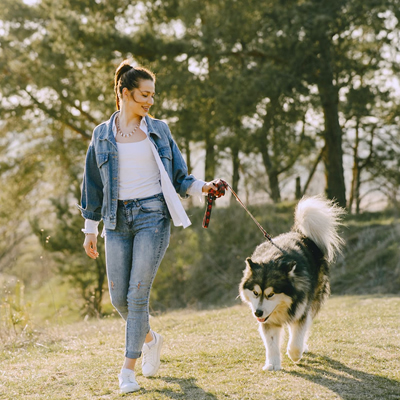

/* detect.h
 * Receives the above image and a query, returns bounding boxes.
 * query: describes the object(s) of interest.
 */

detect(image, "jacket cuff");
[76,204,102,221]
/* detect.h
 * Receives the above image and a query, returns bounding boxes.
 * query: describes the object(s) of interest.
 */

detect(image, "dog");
[239,196,345,371]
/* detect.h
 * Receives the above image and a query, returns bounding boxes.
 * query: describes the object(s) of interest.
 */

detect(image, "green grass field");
[1,296,399,400]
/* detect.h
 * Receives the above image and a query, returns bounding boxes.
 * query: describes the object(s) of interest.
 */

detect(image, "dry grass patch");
[1,296,399,399]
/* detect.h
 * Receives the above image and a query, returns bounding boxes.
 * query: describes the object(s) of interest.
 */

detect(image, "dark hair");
[114,60,156,110]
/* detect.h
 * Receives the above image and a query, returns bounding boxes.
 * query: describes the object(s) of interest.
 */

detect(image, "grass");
[1,296,400,399]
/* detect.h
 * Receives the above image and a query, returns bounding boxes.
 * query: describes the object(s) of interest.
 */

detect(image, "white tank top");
[116,137,162,200]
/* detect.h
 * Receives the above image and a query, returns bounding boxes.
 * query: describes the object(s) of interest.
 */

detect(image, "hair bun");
[116,63,133,82]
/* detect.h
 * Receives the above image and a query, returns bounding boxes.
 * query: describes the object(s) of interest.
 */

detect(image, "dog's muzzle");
[255,309,269,323]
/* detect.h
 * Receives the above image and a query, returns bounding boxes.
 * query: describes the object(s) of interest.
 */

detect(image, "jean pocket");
[140,199,165,214]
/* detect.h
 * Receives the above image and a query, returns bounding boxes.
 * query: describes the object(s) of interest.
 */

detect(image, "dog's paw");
[262,363,281,371]
[287,346,303,363]
[303,344,309,353]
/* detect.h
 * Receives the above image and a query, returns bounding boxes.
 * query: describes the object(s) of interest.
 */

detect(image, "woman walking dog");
[79,60,224,393]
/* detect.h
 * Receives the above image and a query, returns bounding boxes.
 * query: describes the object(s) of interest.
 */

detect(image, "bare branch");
[302,146,325,196]
[25,91,92,140]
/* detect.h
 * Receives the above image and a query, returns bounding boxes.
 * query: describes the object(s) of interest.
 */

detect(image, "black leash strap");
[226,184,273,243]
[202,179,274,243]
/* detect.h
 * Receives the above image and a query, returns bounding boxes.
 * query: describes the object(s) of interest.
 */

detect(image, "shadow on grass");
[139,376,218,399]
[286,353,400,399]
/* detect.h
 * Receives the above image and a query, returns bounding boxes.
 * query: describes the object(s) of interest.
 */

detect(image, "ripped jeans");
[104,194,171,359]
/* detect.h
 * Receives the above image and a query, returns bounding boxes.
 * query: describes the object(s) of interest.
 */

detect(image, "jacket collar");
[98,111,161,143]
[145,115,162,139]
[98,111,118,145]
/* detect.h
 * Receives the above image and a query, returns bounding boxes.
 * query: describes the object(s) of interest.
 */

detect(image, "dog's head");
[239,256,297,324]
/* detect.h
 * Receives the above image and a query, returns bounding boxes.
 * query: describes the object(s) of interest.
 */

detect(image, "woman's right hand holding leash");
[83,233,99,259]
[202,179,228,229]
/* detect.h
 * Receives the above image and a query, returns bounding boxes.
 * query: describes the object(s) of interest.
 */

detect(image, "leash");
[202,179,274,243]
[202,179,227,229]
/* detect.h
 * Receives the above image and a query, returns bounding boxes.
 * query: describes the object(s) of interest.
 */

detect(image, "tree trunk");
[258,98,281,203]
[230,144,240,205]
[295,177,301,199]
[204,130,215,181]
[261,148,281,203]
[184,136,193,207]
[348,121,360,214]
[185,136,192,175]
[317,37,346,208]
[268,170,281,203]
[355,165,361,215]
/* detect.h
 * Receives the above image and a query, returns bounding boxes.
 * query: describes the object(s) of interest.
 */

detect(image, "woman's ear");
[121,87,128,98]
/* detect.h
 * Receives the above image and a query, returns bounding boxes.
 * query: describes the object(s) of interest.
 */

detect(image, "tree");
[295,0,400,207]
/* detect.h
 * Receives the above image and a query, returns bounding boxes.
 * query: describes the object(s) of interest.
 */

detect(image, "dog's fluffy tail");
[294,195,345,262]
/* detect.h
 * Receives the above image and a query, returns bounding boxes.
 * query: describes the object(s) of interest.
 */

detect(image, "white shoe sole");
[142,335,163,377]
[120,384,140,393]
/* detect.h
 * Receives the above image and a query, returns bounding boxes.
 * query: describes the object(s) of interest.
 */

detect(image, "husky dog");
[239,196,344,371]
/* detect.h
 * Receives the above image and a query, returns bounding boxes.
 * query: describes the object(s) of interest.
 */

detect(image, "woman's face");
[122,79,155,117]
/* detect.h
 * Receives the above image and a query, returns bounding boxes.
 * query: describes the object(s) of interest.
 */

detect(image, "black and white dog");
[239,196,345,371]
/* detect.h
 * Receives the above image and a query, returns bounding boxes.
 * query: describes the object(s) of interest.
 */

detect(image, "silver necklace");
[116,115,140,137]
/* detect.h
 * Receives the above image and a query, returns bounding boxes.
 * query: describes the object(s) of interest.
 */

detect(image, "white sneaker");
[118,368,140,393]
[142,330,163,377]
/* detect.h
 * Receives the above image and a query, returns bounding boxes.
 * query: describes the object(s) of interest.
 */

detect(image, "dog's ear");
[286,261,297,277]
[245,257,260,270]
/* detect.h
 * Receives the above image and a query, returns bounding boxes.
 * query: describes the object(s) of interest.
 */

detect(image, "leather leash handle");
[202,179,228,229]
[202,193,216,229]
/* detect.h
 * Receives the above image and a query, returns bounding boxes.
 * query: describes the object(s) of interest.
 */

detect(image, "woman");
[78,60,223,393]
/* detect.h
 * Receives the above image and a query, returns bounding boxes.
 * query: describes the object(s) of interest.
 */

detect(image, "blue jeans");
[104,194,171,359]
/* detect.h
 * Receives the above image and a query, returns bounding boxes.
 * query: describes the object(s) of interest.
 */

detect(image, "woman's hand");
[202,179,228,197]
[83,233,99,259]
[202,181,219,194]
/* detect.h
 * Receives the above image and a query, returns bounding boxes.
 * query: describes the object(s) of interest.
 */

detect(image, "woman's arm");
[77,140,103,221]
[169,135,197,197]
[78,139,103,259]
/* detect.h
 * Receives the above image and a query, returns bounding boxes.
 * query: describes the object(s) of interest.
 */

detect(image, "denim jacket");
[78,111,196,230]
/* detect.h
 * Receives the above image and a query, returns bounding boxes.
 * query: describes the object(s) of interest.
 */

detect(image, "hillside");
[331,210,400,294]
[151,203,400,310]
